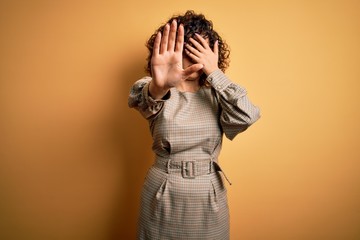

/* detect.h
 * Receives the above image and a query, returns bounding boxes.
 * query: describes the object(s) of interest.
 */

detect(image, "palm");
[151,20,202,89]
[151,50,183,88]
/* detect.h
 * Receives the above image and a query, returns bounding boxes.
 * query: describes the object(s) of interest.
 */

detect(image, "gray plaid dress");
[128,69,260,239]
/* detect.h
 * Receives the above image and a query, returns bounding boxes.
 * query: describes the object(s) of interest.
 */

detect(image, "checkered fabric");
[128,69,260,240]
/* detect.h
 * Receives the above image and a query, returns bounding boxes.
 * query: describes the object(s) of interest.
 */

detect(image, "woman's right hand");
[149,20,204,99]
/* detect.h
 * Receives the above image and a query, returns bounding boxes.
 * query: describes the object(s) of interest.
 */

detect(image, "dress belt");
[154,155,232,185]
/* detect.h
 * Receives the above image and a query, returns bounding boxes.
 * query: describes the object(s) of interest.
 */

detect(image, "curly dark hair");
[145,10,230,85]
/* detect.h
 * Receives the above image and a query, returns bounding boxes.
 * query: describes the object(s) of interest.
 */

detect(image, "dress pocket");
[209,173,227,212]
[155,177,168,200]
[151,176,170,222]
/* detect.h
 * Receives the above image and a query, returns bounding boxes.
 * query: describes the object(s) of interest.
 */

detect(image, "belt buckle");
[182,161,196,179]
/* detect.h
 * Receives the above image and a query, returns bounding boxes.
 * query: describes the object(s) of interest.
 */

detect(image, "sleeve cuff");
[206,69,233,92]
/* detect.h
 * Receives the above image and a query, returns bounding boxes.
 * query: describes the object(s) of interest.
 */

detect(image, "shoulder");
[131,76,152,89]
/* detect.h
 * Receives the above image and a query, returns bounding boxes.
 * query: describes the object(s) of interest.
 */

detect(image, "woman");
[128,10,260,240]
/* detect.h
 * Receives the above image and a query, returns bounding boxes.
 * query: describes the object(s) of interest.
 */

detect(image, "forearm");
[207,70,261,139]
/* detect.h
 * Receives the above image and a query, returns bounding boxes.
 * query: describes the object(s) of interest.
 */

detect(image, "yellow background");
[1,0,359,239]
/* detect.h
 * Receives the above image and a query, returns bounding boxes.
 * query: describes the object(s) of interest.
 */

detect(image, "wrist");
[204,67,219,76]
[149,80,170,100]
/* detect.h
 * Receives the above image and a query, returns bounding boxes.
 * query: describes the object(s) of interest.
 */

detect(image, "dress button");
[216,85,222,89]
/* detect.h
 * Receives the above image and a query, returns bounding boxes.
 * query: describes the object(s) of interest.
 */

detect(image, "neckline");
[175,86,203,94]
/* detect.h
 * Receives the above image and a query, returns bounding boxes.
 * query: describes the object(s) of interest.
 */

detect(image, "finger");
[213,40,219,57]
[160,24,170,54]
[195,33,210,49]
[183,63,204,78]
[175,24,184,53]
[153,32,161,56]
[167,20,177,51]
[185,44,201,58]
[184,49,200,62]
[189,37,205,52]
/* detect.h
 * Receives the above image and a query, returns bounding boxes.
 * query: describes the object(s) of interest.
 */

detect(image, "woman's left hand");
[184,33,219,75]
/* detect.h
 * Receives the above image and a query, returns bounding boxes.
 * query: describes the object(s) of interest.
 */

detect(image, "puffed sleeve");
[128,76,170,119]
[207,69,261,140]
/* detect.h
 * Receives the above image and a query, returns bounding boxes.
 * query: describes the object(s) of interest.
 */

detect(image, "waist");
[153,155,232,185]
